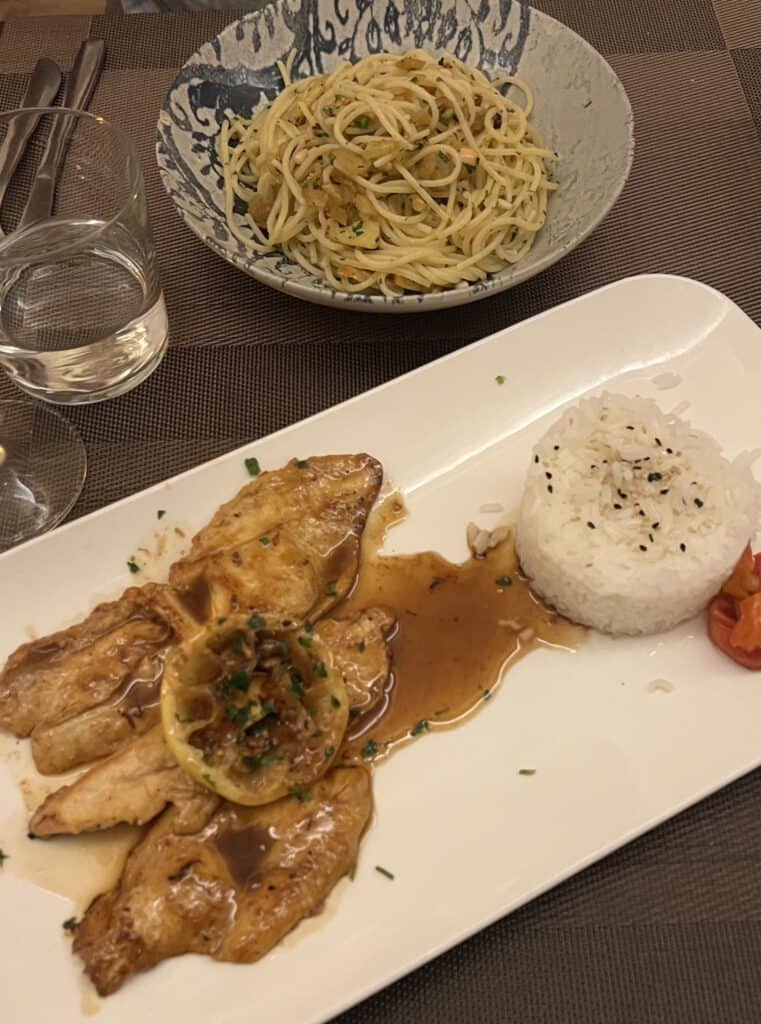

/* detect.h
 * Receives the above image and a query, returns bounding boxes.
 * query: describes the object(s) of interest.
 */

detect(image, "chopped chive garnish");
[315,661,328,678]
[361,739,378,759]
[62,917,78,931]
[202,773,217,790]
[410,720,429,737]
[496,576,512,587]
[331,695,341,709]
[248,613,266,629]
[157,509,166,520]
[297,459,309,468]
[324,745,335,760]
[375,865,395,880]
[243,753,278,769]
[326,580,338,596]
[495,375,505,385]
[259,536,271,545]
[518,768,536,776]
[298,635,313,648]
[245,457,261,477]
[127,560,140,574]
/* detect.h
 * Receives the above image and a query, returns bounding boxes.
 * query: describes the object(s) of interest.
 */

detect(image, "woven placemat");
[1,4,761,1021]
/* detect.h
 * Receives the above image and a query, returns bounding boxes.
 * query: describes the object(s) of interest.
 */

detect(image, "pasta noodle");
[219,49,558,296]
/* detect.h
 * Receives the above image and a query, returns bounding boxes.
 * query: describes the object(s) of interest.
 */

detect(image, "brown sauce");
[113,648,168,719]
[178,574,211,622]
[213,823,272,888]
[337,494,581,762]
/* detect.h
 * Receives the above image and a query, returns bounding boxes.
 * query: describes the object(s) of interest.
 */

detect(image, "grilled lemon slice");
[161,615,349,805]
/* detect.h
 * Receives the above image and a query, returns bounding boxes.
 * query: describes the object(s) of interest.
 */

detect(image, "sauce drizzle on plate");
[338,495,581,762]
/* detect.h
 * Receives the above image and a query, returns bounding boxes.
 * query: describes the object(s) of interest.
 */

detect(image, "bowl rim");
[155,0,635,313]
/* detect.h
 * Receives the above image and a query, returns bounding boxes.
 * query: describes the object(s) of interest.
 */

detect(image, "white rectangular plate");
[2,274,761,1024]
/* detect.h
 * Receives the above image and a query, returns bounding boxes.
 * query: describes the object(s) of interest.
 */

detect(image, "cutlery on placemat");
[0,57,61,237]
[17,39,106,231]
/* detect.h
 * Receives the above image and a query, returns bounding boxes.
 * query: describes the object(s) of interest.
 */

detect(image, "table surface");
[2,3,761,1022]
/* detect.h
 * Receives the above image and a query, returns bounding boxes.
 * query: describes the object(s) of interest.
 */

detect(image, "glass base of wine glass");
[0,400,86,551]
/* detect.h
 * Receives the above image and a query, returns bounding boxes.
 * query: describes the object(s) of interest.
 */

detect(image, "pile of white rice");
[515,393,760,635]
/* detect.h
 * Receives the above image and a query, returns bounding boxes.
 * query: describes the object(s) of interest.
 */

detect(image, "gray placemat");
[1,4,761,1021]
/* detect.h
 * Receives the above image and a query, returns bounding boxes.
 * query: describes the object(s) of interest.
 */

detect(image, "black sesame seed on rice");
[655,437,662,446]
[639,544,647,551]
[639,510,646,517]
[553,445,559,451]
[647,472,662,482]
[613,503,622,510]
[534,455,539,464]
[680,543,686,552]
[694,498,704,508]
[652,521,660,529]
[547,485,553,494]
[626,425,635,431]
[545,471,552,479]
[649,533,654,543]
[587,521,596,529]
[666,447,673,454]
[660,488,669,495]
[618,490,627,499]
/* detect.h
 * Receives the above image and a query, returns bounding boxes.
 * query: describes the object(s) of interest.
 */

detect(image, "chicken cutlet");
[0,585,171,741]
[29,726,195,837]
[29,644,167,775]
[29,608,394,837]
[72,767,371,996]
[314,607,395,713]
[155,454,383,634]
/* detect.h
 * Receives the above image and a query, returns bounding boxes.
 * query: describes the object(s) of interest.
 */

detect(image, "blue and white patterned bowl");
[156,0,634,312]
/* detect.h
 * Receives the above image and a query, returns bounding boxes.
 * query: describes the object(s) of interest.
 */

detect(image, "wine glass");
[0,399,86,551]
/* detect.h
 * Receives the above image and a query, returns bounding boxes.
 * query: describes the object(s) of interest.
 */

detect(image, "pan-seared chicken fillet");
[155,454,383,634]
[29,646,166,774]
[0,586,171,740]
[314,607,395,713]
[73,768,371,996]
[28,726,201,837]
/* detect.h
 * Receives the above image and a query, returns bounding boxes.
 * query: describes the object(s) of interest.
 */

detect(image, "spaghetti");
[219,49,558,296]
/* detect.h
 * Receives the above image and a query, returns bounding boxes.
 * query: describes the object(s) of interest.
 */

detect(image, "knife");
[0,57,61,237]
[17,40,106,231]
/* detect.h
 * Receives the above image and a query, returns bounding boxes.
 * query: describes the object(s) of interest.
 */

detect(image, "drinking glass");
[0,399,86,550]
[0,107,168,404]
